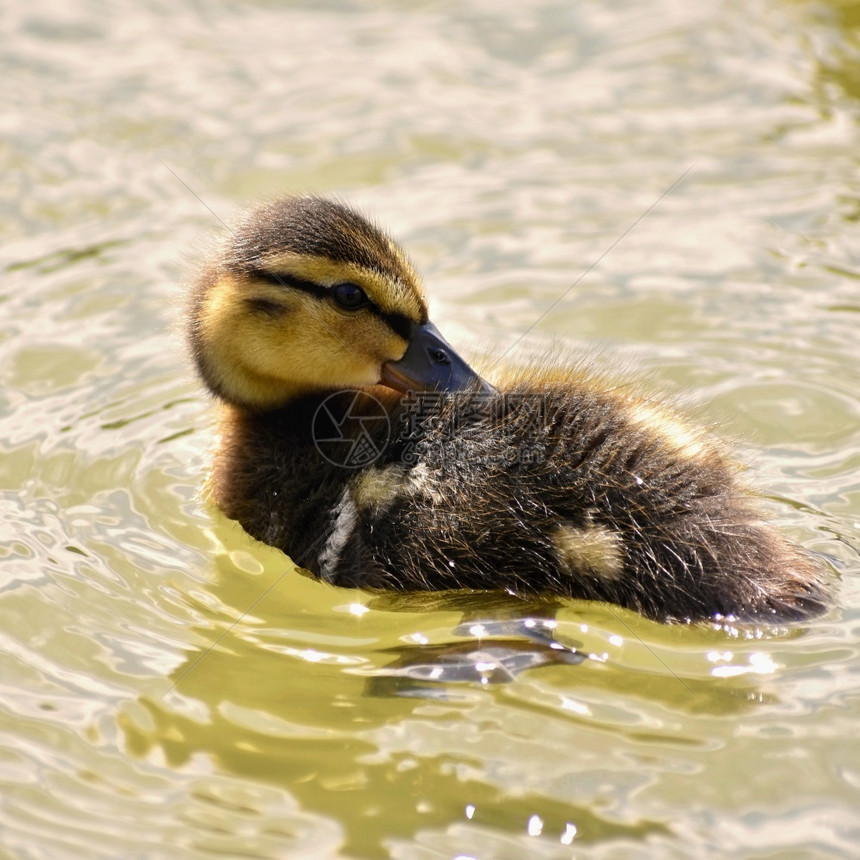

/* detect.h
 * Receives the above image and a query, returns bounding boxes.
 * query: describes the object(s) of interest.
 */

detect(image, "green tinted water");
[2,0,859,857]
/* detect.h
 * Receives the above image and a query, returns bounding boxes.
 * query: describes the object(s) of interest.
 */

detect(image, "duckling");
[188,195,829,624]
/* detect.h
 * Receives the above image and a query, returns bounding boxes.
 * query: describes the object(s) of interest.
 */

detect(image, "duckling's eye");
[331,282,369,311]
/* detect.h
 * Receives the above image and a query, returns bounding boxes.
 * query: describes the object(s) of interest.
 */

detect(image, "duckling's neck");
[209,388,405,557]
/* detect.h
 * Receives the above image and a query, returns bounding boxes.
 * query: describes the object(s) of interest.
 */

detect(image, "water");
[2,0,859,856]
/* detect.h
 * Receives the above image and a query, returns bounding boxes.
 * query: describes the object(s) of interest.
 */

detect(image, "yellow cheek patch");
[195,266,413,408]
[554,523,625,581]
[198,274,246,335]
[196,276,294,406]
[334,312,408,363]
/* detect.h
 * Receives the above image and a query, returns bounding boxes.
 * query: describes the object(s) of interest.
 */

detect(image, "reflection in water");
[120,544,785,856]
[122,605,658,856]
[363,617,587,699]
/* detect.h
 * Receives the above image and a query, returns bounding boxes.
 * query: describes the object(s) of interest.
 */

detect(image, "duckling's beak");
[380,321,495,395]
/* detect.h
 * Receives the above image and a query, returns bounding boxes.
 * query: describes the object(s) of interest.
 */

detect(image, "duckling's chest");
[215,389,661,580]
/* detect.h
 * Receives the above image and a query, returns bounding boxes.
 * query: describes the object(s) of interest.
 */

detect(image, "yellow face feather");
[195,264,419,408]
[189,196,486,409]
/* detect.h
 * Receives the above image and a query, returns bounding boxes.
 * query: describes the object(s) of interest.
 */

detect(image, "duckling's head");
[189,196,488,410]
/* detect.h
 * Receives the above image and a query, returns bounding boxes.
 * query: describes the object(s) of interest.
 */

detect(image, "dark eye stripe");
[378,311,413,341]
[247,267,414,341]
[246,268,329,299]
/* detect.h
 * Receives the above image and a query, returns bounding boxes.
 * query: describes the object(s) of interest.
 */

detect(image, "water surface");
[2,0,859,857]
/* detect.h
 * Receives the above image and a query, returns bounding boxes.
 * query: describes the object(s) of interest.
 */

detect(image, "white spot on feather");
[318,487,357,580]
[554,523,624,580]
[407,462,442,502]
[351,465,408,513]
